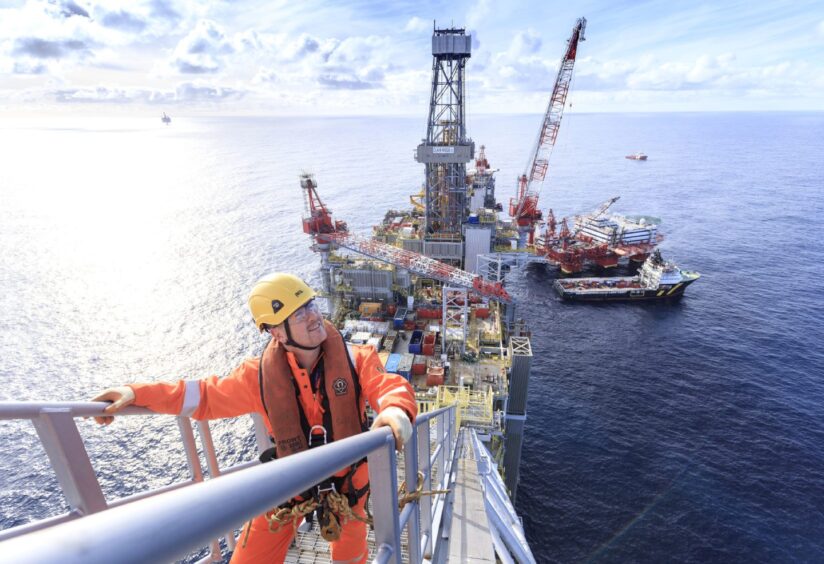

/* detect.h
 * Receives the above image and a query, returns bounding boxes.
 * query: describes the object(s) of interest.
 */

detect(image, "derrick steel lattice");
[300,173,512,303]
[510,17,586,246]
[415,26,475,237]
[328,232,512,303]
[441,286,468,357]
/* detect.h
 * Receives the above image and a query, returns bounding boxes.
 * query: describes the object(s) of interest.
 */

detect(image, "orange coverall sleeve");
[351,345,417,423]
[128,358,266,422]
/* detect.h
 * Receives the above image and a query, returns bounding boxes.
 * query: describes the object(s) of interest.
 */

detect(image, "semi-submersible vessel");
[0,20,596,564]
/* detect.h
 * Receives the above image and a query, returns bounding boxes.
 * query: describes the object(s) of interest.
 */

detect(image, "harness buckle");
[317,482,337,495]
[308,424,327,448]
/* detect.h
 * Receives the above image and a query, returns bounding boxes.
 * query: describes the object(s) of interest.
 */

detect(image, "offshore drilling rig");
[300,23,535,503]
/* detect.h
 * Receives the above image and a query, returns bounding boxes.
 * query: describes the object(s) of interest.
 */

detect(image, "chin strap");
[283,319,321,351]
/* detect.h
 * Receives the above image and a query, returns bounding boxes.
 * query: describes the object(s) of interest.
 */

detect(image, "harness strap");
[268,458,369,512]
[256,337,369,507]
[344,459,370,506]
[344,344,368,432]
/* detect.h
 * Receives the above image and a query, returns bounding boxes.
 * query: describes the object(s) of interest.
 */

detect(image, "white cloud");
[571,53,814,101]
[475,29,554,90]
[404,17,429,33]
[45,81,244,104]
[507,29,541,57]
[466,0,491,30]
[325,35,391,66]
[1,3,820,113]
[54,0,90,19]
[99,9,148,33]
[0,0,197,77]
[170,20,234,74]
[252,67,277,85]
[175,81,244,102]
[278,33,335,62]
[12,61,48,75]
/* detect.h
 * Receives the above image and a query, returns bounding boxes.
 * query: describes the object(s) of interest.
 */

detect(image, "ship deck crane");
[586,196,620,222]
[510,17,586,247]
[301,174,348,237]
[301,174,512,303]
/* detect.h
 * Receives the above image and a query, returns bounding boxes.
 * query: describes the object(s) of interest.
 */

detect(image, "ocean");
[1,112,823,562]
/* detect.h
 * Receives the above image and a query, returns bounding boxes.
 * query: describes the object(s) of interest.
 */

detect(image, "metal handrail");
[470,429,535,564]
[0,400,458,563]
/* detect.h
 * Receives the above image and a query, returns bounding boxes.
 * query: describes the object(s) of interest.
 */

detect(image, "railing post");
[32,409,107,516]
[448,406,456,470]
[196,421,236,555]
[249,412,271,455]
[177,417,204,482]
[367,434,402,564]
[436,411,446,491]
[418,414,433,558]
[404,423,421,564]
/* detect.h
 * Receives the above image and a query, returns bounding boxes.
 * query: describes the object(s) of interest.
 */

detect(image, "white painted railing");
[0,401,458,564]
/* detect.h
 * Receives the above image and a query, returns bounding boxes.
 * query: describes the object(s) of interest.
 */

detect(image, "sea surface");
[1,112,823,563]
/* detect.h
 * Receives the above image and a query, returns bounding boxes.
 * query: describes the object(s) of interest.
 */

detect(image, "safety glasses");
[290,299,321,324]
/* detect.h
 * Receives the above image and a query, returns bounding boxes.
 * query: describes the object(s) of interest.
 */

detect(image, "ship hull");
[554,278,697,301]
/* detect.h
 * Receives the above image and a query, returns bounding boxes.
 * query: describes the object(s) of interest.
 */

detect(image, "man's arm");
[90,358,266,424]
[351,344,418,449]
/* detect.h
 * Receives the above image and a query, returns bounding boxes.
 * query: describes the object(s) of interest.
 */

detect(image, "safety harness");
[254,325,370,541]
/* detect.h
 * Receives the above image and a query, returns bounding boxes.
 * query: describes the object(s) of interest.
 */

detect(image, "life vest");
[258,320,367,459]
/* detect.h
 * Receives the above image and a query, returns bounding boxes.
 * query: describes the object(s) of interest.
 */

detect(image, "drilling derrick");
[415,26,475,241]
[510,17,586,248]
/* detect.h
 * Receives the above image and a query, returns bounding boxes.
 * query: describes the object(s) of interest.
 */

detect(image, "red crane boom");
[510,17,587,240]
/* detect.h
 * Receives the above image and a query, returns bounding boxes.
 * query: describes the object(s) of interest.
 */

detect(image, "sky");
[1,0,823,115]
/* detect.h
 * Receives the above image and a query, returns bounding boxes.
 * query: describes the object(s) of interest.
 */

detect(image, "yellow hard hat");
[248,273,317,330]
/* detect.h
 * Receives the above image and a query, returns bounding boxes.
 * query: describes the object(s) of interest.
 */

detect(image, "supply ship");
[554,250,700,301]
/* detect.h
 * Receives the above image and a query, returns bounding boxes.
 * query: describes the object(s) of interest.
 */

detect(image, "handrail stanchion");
[177,418,216,559]
[428,406,456,556]
[196,421,236,554]
[418,412,433,558]
[403,423,421,564]
[177,417,205,483]
[367,434,402,564]
[451,405,457,466]
[436,411,446,491]
[249,413,271,455]
[32,408,108,516]
[447,405,454,471]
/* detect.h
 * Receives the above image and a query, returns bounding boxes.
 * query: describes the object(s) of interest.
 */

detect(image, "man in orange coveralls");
[92,273,417,564]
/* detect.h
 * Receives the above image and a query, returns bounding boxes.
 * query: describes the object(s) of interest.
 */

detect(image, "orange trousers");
[230,467,369,564]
